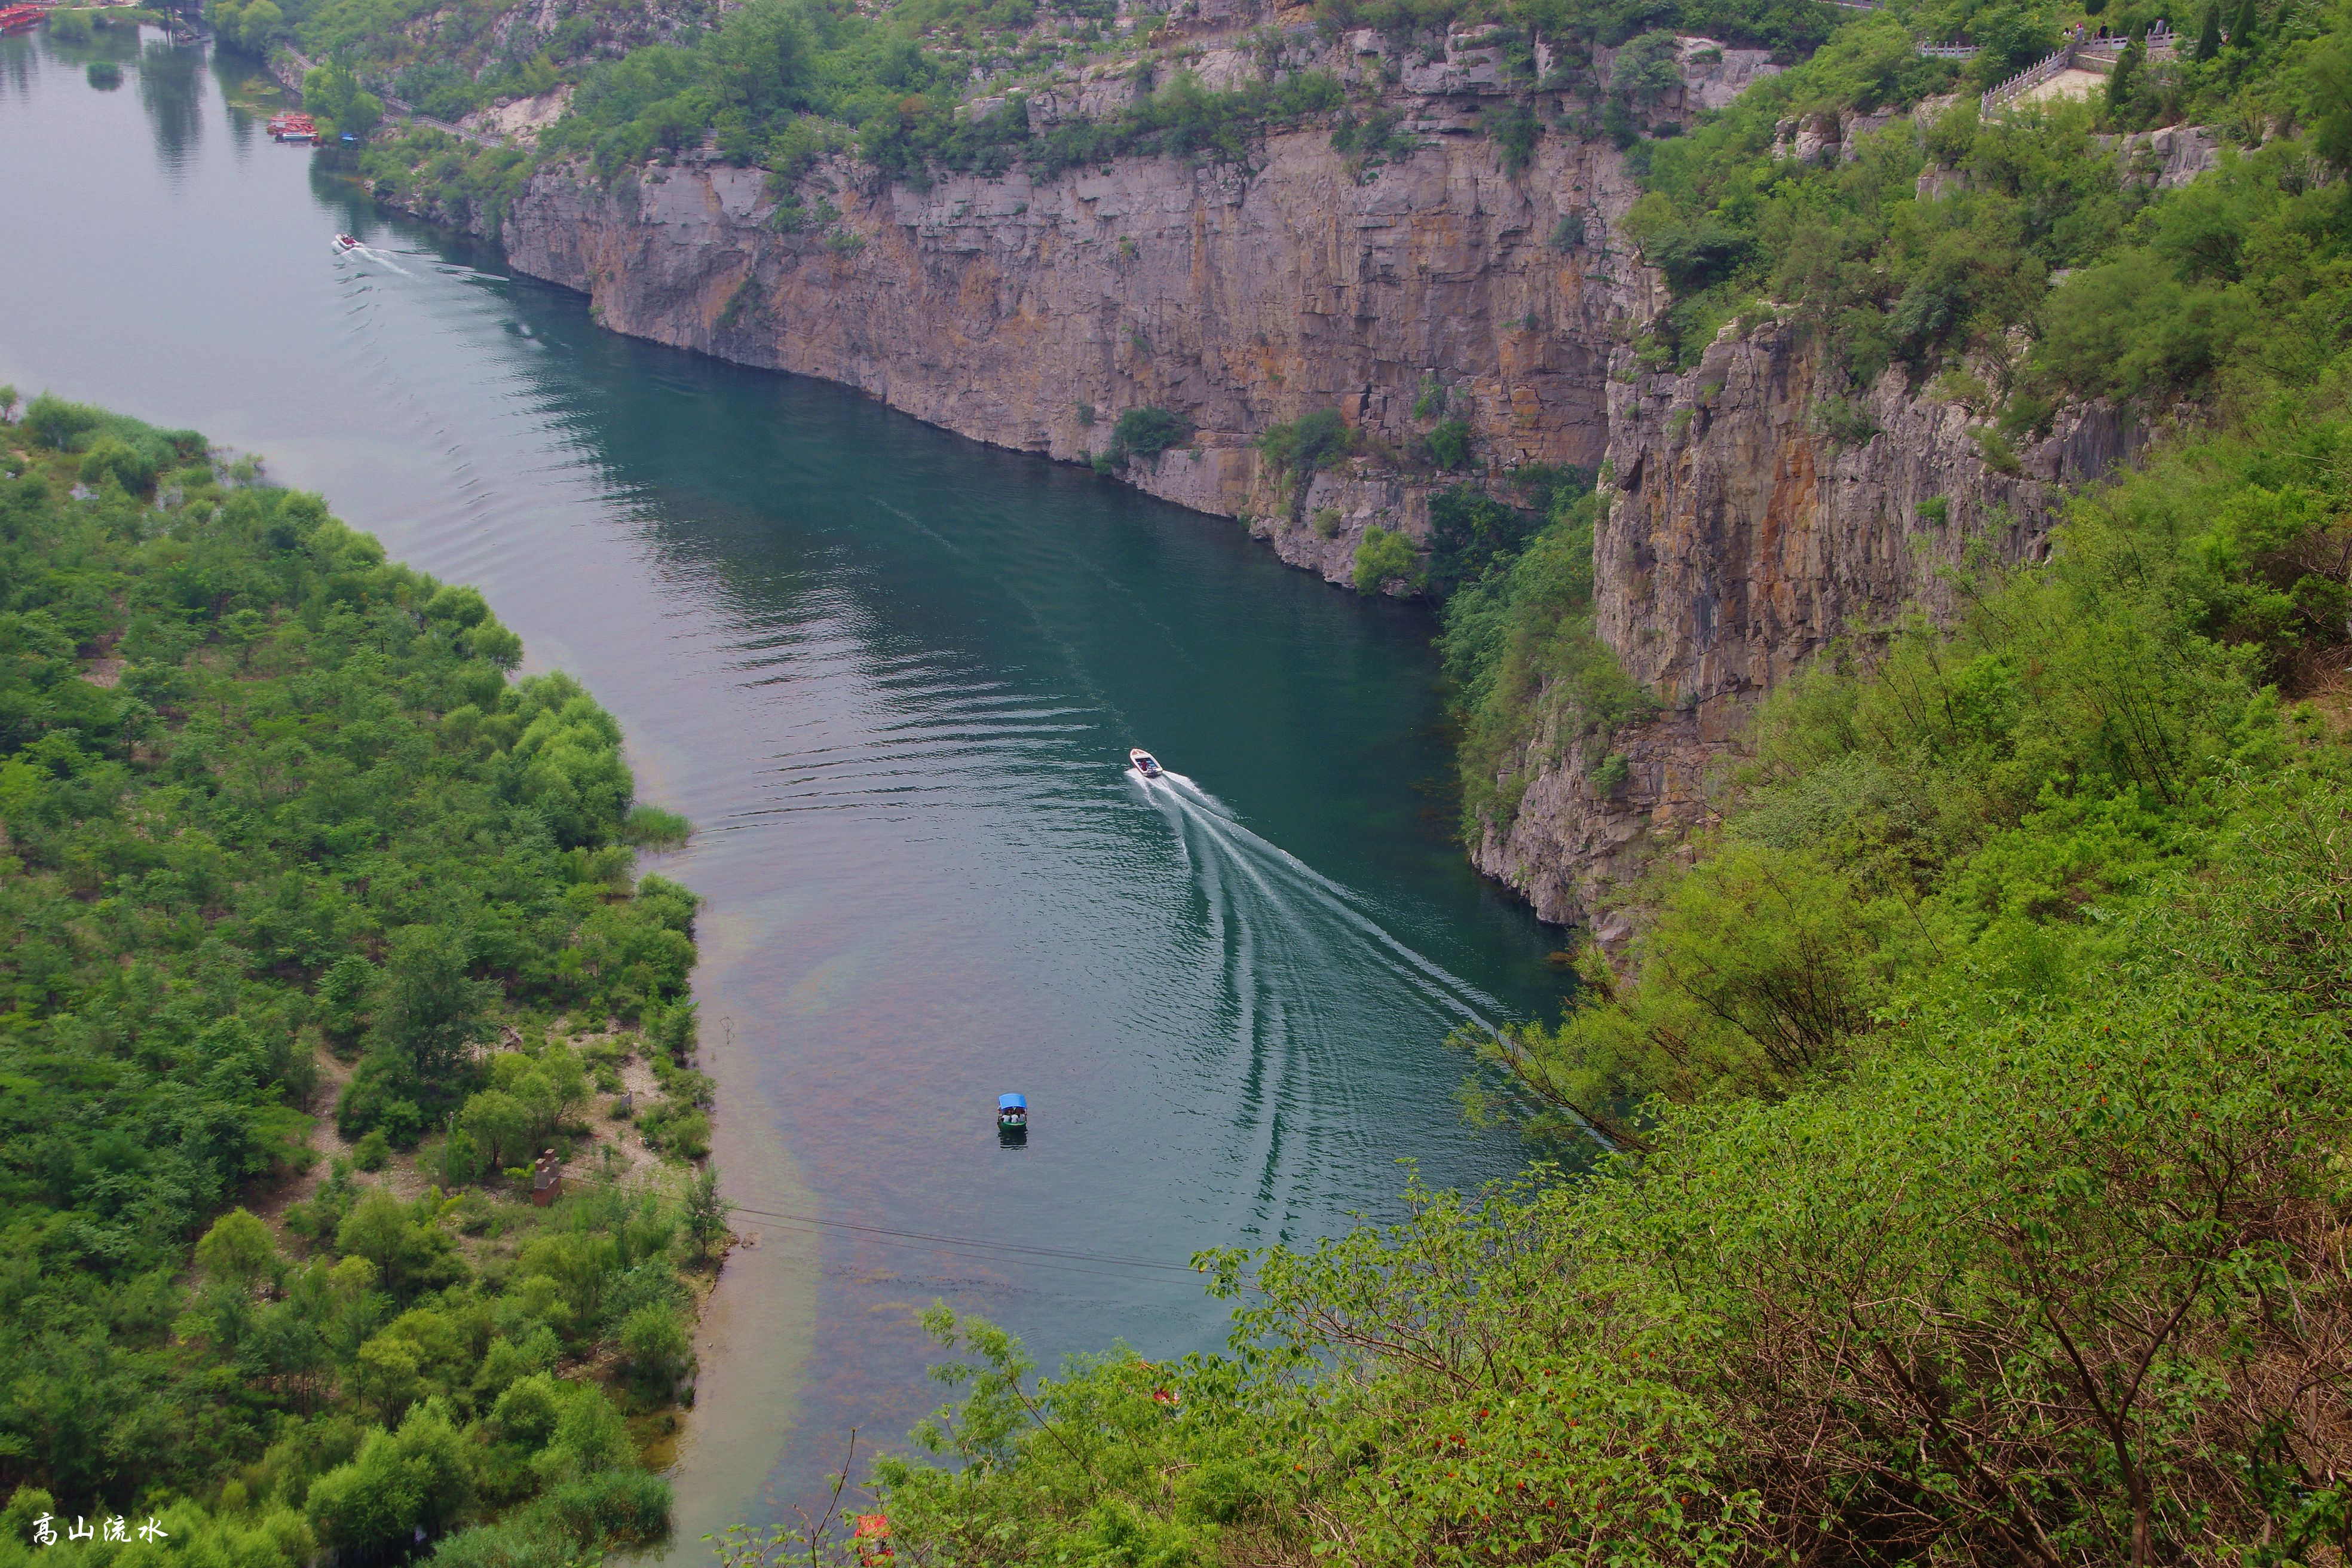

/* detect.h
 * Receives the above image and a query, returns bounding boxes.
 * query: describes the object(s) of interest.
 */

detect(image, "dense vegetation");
[340,0,1863,231]
[1624,1,2352,373]
[0,397,721,1567]
[347,0,1851,201]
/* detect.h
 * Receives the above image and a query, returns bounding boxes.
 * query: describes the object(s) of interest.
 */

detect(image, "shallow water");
[0,31,1566,1538]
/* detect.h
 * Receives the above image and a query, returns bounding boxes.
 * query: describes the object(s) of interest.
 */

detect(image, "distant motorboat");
[1128,748,1163,779]
[333,233,359,250]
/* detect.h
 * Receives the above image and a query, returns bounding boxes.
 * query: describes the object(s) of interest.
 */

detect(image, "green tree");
[617,1304,693,1394]
[460,1088,534,1169]
[352,1335,424,1423]
[370,923,491,1087]
[303,57,382,140]
[1351,525,1423,595]
[317,953,375,1043]
[2195,1,2222,59]
[2106,35,2144,116]
[2305,22,2352,166]
[537,1387,633,1483]
[195,1207,282,1290]
[335,1190,461,1297]
[684,1165,733,1264]
[305,1403,471,1555]
[702,0,814,124]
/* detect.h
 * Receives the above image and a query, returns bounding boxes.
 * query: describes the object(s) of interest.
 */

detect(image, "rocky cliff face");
[1471,323,2140,932]
[473,42,2139,935]
[500,120,1654,576]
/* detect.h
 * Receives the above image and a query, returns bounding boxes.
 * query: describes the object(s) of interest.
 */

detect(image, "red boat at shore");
[267,111,316,143]
[0,6,51,32]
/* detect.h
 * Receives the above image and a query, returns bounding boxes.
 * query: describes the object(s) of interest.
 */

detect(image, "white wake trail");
[1132,768,1504,1032]
[337,242,413,275]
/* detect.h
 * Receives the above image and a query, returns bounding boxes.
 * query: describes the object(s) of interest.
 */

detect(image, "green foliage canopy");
[0,402,706,1567]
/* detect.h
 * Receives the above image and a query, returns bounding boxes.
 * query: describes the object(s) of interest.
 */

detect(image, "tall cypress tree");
[2230,0,2259,45]
[2107,34,2144,115]
[2196,0,2222,58]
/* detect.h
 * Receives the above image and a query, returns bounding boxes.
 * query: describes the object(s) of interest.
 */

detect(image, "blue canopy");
[998,1093,1028,1110]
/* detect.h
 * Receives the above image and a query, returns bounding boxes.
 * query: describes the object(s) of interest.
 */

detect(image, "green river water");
[0,29,1567,1539]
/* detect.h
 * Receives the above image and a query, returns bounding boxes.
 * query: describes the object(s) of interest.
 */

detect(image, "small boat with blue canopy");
[997,1093,1028,1131]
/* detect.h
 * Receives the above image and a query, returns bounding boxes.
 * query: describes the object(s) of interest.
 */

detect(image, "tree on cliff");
[304,56,382,140]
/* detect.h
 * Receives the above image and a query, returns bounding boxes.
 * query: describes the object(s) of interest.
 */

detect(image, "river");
[0,27,1566,1543]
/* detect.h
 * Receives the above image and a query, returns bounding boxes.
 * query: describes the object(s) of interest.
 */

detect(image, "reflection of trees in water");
[209,44,280,150]
[307,157,378,231]
[0,36,35,100]
[136,38,205,170]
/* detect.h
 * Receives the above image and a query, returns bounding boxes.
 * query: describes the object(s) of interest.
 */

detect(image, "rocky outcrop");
[500,127,1656,590]
[1472,321,2142,927]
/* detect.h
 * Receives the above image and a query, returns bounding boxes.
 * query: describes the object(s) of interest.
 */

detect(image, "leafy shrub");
[1105,405,1193,466]
[78,436,155,494]
[305,1404,473,1557]
[22,393,103,450]
[1425,487,1536,594]
[1813,396,1879,448]
[1423,417,1476,471]
[1350,525,1423,595]
[1480,100,1541,174]
[1255,408,1358,491]
[617,1303,694,1392]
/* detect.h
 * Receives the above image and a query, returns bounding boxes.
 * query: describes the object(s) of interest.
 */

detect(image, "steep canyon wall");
[479,54,2128,932]
[1475,326,2137,933]
[500,122,1653,577]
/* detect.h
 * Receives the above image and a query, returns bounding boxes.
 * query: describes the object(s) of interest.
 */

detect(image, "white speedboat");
[1129,748,1163,779]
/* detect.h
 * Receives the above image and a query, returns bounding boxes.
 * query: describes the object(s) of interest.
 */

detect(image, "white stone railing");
[1982,42,2078,115]
[1983,22,2174,115]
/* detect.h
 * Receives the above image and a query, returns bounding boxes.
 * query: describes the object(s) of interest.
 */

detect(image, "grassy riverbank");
[0,394,721,1567]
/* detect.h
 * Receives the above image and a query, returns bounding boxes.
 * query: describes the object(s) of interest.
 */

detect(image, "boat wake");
[335,240,413,275]
[1125,765,1507,1225]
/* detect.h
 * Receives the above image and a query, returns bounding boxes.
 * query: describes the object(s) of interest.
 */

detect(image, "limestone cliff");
[498,121,1653,580]
[456,37,2143,935]
[1470,323,2140,932]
